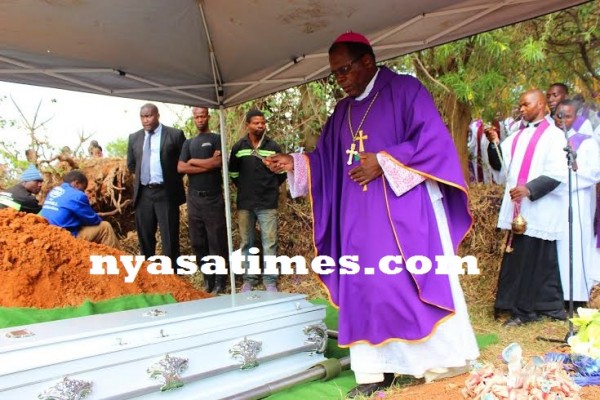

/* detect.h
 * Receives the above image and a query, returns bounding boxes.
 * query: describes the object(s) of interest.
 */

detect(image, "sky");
[0,81,189,156]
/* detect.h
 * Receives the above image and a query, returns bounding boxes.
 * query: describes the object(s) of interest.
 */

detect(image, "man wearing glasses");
[266,32,477,397]
[228,109,286,292]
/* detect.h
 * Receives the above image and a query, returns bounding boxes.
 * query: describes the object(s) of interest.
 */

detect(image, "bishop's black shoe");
[346,373,395,398]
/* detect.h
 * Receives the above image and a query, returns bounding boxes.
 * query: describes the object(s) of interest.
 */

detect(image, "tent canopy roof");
[0,0,588,107]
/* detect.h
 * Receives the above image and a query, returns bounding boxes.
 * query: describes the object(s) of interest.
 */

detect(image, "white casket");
[0,292,328,399]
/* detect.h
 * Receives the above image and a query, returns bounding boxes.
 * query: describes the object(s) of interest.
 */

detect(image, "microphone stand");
[561,116,578,341]
[536,115,577,345]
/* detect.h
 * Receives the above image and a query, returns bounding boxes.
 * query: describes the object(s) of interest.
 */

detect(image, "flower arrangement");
[568,308,600,359]
[462,343,581,399]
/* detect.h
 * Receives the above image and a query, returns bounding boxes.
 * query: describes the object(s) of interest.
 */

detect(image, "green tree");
[379,2,598,178]
[533,2,600,96]
[105,137,129,158]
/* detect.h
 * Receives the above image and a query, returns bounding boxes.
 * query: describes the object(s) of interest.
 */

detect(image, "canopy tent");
[0,0,590,108]
[0,0,590,293]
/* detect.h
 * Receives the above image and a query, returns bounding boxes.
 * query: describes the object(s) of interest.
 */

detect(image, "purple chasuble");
[306,68,471,346]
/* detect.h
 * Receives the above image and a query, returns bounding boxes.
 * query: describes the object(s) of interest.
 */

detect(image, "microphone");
[563,145,578,172]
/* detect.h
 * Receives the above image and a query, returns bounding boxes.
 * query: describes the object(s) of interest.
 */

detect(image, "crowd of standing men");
[468,83,600,326]
[125,104,286,294]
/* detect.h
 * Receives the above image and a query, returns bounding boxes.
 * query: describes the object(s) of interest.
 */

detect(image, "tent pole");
[219,106,236,295]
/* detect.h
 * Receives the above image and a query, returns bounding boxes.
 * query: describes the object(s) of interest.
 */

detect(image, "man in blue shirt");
[41,170,119,248]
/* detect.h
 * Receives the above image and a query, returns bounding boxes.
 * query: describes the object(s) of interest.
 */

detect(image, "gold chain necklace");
[346,92,379,166]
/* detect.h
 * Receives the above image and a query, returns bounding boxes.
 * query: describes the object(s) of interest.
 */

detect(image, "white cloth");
[467,120,494,184]
[500,118,512,140]
[585,125,600,289]
[377,153,425,195]
[467,121,478,175]
[557,130,600,300]
[479,134,496,183]
[578,118,594,136]
[350,180,479,379]
[496,123,568,240]
[507,119,524,136]
[468,120,496,184]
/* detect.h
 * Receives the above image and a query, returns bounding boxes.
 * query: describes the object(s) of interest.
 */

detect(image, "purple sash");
[569,132,588,152]
[511,119,550,186]
[572,116,586,133]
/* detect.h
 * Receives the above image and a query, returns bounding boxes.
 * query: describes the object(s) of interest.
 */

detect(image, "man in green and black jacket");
[228,109,286,292]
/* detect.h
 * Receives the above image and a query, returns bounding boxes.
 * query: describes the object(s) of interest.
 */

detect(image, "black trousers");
[135,186,180,265]
[495,234,565,321]
[187,191,228,282]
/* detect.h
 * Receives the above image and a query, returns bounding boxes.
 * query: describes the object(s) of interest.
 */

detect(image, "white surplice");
[557,129,600,300]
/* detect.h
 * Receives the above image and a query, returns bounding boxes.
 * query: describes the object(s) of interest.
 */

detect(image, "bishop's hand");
[265,154,294,173]
[349,152,382,186]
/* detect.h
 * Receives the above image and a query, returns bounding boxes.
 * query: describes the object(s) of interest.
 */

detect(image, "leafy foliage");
[105,137,128,158]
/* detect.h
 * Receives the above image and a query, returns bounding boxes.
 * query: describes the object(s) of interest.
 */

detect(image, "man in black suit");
[127,103,186,266]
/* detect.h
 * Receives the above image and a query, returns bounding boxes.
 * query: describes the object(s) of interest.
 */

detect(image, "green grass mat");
[0,293,176,329]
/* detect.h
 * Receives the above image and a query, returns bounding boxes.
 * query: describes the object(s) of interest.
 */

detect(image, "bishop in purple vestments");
[267,32,478,397]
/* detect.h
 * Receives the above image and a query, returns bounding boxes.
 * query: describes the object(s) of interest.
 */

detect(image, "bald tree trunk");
[440,93,471,182]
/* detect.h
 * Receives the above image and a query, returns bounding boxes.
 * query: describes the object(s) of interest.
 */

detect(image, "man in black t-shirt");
[0,164,44,214]
[178,107,228,294]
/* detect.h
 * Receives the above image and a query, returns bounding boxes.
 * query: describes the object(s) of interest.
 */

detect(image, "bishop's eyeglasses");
[330,56,363,78]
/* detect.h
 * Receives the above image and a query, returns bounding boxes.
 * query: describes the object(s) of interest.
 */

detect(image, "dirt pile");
[0,208,209,309]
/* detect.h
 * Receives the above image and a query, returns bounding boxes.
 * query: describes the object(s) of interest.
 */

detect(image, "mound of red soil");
[0,208,209,308]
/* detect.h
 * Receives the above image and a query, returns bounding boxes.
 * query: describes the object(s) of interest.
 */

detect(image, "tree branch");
[411,54,451,93]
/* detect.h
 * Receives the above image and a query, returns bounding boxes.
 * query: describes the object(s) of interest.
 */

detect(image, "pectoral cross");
[346,143,358,165]
[354,130,369,191]
[355,130,368,152]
